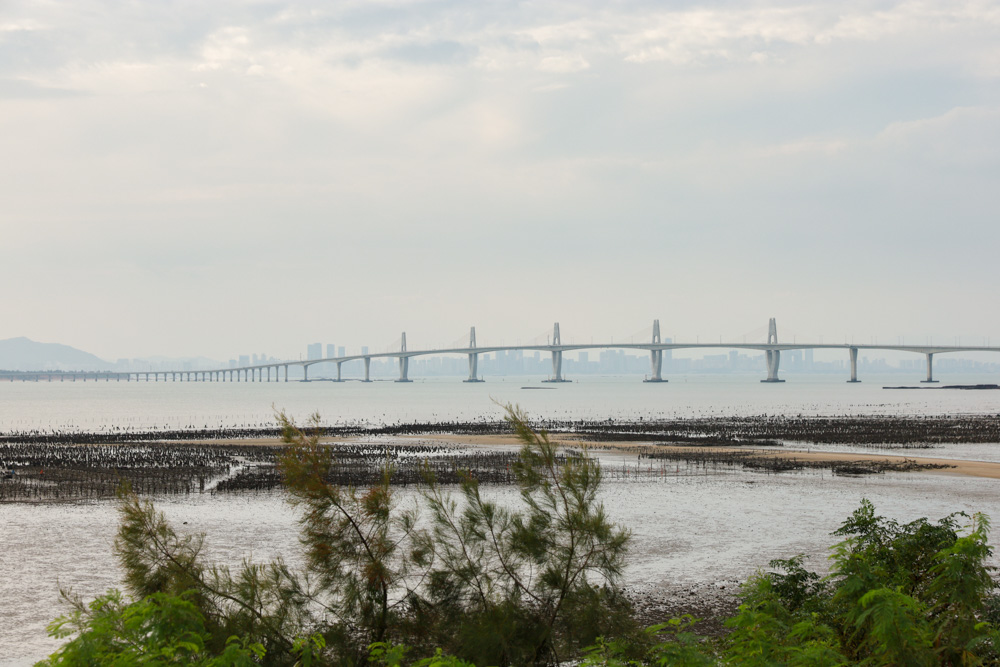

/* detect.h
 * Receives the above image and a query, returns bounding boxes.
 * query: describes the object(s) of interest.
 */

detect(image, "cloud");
[537,53,589,73]
[2,0,1000,357]
[0,78,81,98]
[876,105,1000,167]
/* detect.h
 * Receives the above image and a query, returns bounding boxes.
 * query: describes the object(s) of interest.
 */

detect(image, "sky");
[2,0,999,361]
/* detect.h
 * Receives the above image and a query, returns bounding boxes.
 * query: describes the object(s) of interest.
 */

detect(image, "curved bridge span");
[3,320,998,385]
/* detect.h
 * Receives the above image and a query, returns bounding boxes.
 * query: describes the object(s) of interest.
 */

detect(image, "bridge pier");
[303,365,309,382]
[397,357,411,382]
[847,347,860,382]
[466,353,481,382]
[285,365,289,382]
[921,353,938,383]
[761,318,785,383]
[644,319,666,382]
[336,362,342,382]
[364,357,371,382]
[465,326,483,382]
[396,332,412,382]
[542,322,570,382]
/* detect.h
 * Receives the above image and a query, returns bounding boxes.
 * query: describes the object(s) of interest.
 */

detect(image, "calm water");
[2,373,999,433]
[3,374,1000,665]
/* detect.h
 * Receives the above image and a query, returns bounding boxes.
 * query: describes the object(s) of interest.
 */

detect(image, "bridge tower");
[396,332,412,382]
[644,319,666,382]
[542,322,570,382]
[465,326,483,382]
[761,317,785,383]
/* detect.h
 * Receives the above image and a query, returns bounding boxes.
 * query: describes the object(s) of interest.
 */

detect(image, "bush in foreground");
[581,499,1000,665]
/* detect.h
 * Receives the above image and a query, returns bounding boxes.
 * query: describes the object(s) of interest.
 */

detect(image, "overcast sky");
[2,0,999,361]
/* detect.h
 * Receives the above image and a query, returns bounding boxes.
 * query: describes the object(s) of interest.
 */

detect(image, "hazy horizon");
[3,1,999,360]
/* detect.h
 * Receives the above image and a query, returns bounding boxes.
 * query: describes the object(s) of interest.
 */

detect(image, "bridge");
[2,319,998,385]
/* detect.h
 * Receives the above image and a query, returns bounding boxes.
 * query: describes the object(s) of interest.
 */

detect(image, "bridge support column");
[761,318,785,383]
[762,350,784,382]
[644,319,666,382]
[542,322,570,382]
[396,332,412,382]
[267,367,271,382]
[466,353,482,382]
[397,357,411,382]
[364,357,371,382]
[285,365,289,382]
[336,362,342,382]
[645,350,664,382]
[465,326,483,382]
[848,347,860,382]
[303,365,309,382]
[921,353,938,383]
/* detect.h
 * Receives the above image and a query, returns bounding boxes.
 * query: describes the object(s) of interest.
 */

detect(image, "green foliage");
[279,411,420,656]
[368,642,475,666]
[722,498,1000,666]
[581,615,716,666]
[412,404,634,665]
[37,589,263,666]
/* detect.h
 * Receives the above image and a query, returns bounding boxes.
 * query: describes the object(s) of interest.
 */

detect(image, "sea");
[2,373,999,665]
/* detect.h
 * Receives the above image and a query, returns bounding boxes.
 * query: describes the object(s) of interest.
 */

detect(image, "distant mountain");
[0,337,111,371]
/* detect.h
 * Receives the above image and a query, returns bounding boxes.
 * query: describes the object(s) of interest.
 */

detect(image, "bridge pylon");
[761,317,785,383]
[542,322,570,382]
[465,326,484,382]
[644,319,667,383]
[396,331,412,382]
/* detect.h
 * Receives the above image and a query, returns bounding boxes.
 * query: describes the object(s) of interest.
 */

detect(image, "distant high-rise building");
[326,344,336,358]
[239,355,250,367]
[361,346,369,355]
[338,346,346,357]
[307,343,322,360]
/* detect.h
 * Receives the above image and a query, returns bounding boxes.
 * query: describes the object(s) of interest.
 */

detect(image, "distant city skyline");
[3,1,999,359]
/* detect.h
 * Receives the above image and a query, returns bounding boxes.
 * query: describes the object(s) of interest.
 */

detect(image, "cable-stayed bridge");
[3,319,999,385]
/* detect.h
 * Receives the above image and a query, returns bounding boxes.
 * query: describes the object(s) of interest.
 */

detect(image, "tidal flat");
[4,415,1000,664]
